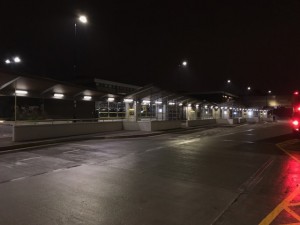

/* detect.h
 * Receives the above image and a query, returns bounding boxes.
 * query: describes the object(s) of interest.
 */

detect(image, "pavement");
[0,122,261,153]
[0,129,167,153]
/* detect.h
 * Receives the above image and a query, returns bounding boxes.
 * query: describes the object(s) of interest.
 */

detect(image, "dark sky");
[1,0,300,94]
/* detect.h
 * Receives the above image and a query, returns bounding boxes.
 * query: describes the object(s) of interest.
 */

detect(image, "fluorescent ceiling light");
[142,100,150,104]
[108,97,114,102]
[124,98,133,103]
[54,93,64,98]
[83,96,92,100]
[155,101,162,104]
[15,90,28,95]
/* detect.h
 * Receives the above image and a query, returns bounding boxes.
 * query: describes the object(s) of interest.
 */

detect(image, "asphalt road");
[0,121,298,225]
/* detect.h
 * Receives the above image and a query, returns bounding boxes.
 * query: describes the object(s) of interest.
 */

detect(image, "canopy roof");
[0,70,119,101]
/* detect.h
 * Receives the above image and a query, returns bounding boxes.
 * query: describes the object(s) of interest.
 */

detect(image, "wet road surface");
[0,121,298,225]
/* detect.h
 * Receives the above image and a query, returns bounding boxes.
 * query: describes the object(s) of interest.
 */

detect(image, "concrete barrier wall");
[186,119,216,127]
[138,121,152,131]
[217,118,247,124]
[138,120,181,131]
[13,122,123,142]
[123,121,140,130]
[246,117,259,123]
[151,121,181,131]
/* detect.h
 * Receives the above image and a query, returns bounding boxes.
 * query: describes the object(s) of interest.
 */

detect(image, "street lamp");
[266,90,272,108]
[4,56,21,65]
[78,15,88,24]
[13,56,21,63]
[227,79,231,84]
[74,15,88,76]
[182,60,187,67]
[247,86,251,91]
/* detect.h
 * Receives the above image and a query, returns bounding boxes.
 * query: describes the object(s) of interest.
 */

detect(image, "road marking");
[19,156,41,161]
[145,146,164,152]
[259,185,300,225]
[276,140,300,164]
[63,149,80,154]
[259,139,300,224]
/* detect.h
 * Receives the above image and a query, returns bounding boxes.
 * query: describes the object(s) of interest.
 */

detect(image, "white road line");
[63,149,80,154]
[19,156,41,161]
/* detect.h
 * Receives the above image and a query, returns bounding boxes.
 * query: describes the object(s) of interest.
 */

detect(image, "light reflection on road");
[259,140,300,225]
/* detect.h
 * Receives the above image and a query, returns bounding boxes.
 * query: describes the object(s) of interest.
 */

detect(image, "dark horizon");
[1,1,300,95]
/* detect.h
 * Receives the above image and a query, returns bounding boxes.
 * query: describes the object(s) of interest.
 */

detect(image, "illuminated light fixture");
[155,101,162,104]
[294,91,299,95]
[204,105,208,108]
[227,79,231,83]
[224,111,227,114]
[268,90,271,94]
[210,106,213,109]
[79,15,88,24]
[142,100,150,104]
[13,56,21,63]
[168,102,175,105]
[54,93,64,98]
[196,104,199,107]
[205,111,208,114]
[158,109,163,113]
[221,107,224,109]
[108,97,114,102]
[179,103,183,106]
[15,90,28,95]
[5,59,11,64]
[293,120,299,126]
[83,96,92,100]
[182,61,187,67]
[124,98,133,103]
[188,104,191,107]
[0,120,4,123]
[225,107,228,109]
[215,106,219,109]
[229,107,232,110]
[247,86,251,90]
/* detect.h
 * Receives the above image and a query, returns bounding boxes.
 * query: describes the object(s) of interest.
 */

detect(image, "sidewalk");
[0,123,245,153]
[0,129,166,153]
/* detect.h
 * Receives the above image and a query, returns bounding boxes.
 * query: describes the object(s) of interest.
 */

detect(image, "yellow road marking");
[259,139,300,225]
[276,142,300,164]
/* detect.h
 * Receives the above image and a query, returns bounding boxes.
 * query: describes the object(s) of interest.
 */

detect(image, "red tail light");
[292,120,299,126]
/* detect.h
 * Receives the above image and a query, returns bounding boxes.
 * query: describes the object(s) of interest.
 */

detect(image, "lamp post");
[74,15,88,77]
[266,90,271,108]
[5,56,22,123]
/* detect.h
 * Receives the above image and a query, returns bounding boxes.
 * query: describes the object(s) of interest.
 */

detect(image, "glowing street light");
[5,56,21,64]
[268,90,271,94]
[227,79,231,84]
[78,15,88,24]
[13,56,21,63]
[247,86,251,91]
[182,61,188,67]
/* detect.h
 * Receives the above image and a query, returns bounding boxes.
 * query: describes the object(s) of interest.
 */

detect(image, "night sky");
[1,0,300,94]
